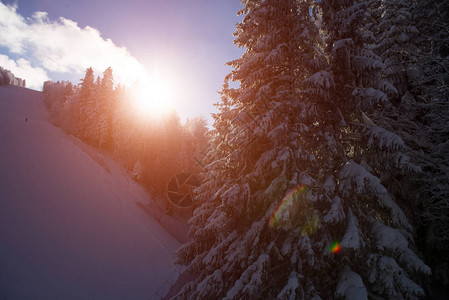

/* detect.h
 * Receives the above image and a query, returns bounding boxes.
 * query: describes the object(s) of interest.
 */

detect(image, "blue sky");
[0,0,243,123]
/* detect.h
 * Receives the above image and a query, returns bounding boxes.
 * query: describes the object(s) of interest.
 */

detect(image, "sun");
[131,73,174,119]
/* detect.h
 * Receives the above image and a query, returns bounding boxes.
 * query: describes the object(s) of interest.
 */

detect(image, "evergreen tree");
[101,67,114,92]
[386,0,449,292]
[83,77,103,144]
[319,0,430,297]
[111,84,128,161]
[175,0,430,299]
[77,68,115,149]
[365,0,449,292]
[176,0,334,298]
[373,0,419,101]
[78,67,95,137]
[184,116,209,173]
[100,67,115,149]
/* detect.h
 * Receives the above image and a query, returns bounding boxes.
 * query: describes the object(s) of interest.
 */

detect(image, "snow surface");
[0,86,180,299]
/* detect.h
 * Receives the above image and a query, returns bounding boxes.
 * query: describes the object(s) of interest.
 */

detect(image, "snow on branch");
[302,70,335,89]
[367,254,426,298]
[351,87,388,108]
[323,196,346,224]
[332,38,354,56]
[224,254,270,300]
[194,269,224,298]
[365,125,405,152]
[335,266,368,300]
[276,271,303,300]
[301,70,335,101]
[202,231,238,270]
[340,208,363,250]
[372,221,431,275]
[338,160,411,231]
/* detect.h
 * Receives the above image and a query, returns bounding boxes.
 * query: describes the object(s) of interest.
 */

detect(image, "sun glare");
[131,73,174,119]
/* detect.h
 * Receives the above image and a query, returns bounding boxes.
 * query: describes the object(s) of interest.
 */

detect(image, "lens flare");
[330,241,341,254]
[269,184,308,228]
[302,213,320,236]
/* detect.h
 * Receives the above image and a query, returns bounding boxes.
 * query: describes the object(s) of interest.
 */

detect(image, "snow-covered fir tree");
[75,67,116,149]
[357,0,449,293]
[77,67,95,138]
[373,0,419,102]
[99,67,115,149]
[82,76,105,146]
[414,1,449,289]
[374,0,449,292]
[174,0,430,299]
[320,0,431,297]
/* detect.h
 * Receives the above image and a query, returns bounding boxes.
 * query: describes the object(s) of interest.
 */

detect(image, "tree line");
[0,66,26,87]
[43,67,208,196]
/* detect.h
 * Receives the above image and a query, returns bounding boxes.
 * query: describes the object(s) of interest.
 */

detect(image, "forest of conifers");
[42,0,448,299]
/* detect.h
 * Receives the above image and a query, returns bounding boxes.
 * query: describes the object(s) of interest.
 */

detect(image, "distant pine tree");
[78,67,95,137]
[100,67,115,149]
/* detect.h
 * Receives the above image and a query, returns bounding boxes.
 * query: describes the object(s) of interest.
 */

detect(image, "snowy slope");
[0,85,180,299]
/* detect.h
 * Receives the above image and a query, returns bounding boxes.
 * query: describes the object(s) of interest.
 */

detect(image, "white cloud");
[0,54,50,90]
[0,3,146,89]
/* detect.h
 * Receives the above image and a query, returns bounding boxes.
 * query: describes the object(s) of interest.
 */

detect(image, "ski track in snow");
[0,86,180,299]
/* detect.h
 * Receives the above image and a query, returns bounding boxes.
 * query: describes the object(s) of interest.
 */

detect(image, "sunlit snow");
[0,85,181,299]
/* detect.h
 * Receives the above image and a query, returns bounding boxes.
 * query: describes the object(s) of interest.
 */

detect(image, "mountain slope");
[0,85,180,299]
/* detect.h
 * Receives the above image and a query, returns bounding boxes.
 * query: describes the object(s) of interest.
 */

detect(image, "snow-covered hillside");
[0,85,180,299]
